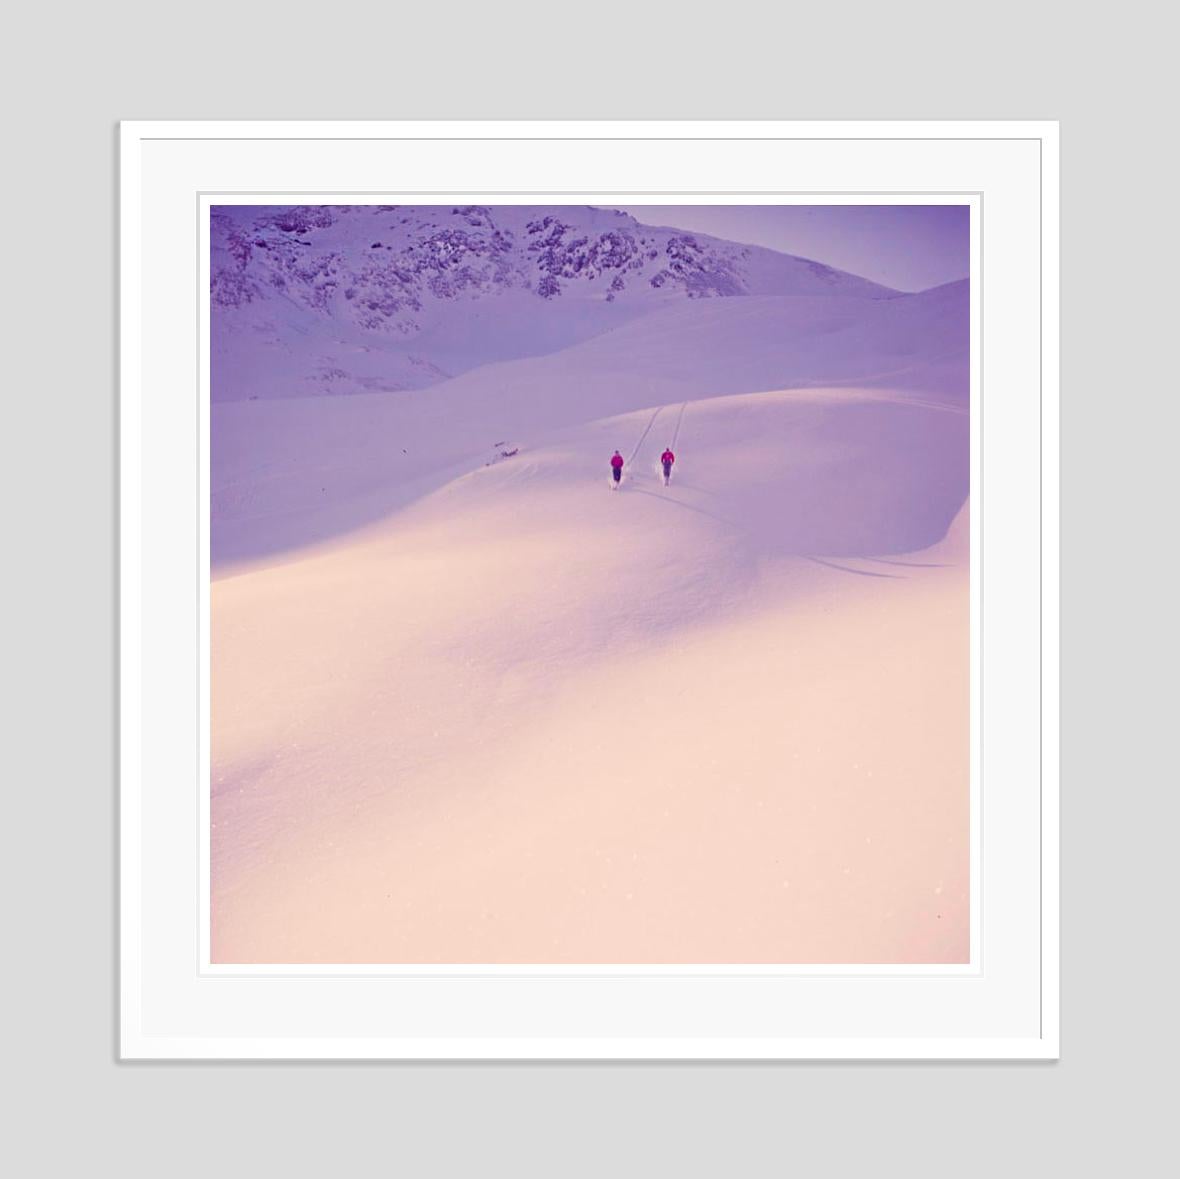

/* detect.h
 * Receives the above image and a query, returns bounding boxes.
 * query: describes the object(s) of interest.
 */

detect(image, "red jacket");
[661,450,675,464]
[611,454,624,468]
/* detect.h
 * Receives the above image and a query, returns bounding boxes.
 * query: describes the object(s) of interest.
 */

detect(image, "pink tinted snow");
[209,222,970,964]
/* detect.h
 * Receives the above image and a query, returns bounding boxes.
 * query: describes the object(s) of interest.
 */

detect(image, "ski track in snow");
[670,399,689,450]
[627,405,663,467]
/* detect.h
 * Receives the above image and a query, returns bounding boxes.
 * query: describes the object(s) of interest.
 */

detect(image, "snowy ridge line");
[627,405,663,467]
[784,348,968,397]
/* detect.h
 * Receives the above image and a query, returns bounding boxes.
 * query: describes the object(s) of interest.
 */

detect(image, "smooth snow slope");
[212,380,969,963]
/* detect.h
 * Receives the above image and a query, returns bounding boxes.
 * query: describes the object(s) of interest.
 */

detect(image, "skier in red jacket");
[610,450,624,487]
[660,447,675,486]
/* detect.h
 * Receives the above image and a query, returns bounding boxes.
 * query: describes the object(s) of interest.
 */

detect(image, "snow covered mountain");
[211,204,897,401]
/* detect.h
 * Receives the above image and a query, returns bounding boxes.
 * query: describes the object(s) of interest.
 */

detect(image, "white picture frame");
[120,120,1058,1059]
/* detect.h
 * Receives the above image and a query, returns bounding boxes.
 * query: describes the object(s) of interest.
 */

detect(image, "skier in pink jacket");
[610,450,624,487]
[660,447,675,486]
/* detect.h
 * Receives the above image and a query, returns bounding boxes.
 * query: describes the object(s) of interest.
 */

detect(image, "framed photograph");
[120,120,1058,1058]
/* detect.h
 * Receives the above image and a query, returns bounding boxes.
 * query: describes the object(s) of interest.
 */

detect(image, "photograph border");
[121,120,1058,1059]
[199,190,982,980]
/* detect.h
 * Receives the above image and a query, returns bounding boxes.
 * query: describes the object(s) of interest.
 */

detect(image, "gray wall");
[7,1,1170,1172]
